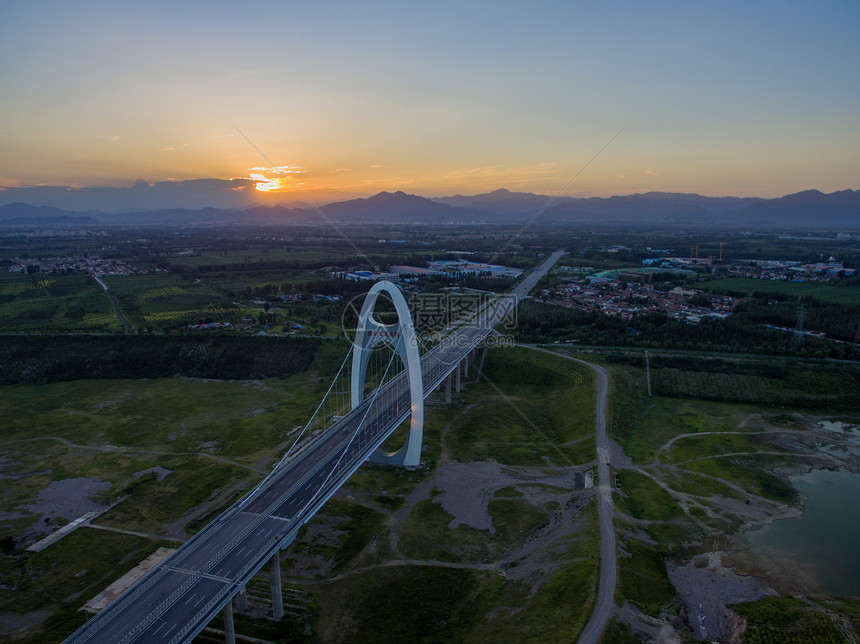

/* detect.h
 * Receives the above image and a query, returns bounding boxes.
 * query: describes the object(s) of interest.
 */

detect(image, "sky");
[1,0,858,209]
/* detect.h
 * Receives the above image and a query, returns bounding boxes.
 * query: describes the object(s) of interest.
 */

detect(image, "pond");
[747,467,860,597]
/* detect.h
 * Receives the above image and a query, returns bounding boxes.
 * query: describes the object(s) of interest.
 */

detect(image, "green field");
[700,277,860,305]
[446,347,596,466]
[0,273,117,332]
[104,273,257,330]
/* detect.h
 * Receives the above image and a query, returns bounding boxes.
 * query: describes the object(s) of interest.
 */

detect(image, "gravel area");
[431,461,572,532]
[30,477,111,520]
[24,477,111,542]
[668,553,773,641]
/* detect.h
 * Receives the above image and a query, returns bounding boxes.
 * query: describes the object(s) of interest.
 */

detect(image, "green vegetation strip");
[730,596,847,643]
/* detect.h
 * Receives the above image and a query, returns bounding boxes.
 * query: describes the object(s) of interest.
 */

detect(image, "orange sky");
[1,2,858,202]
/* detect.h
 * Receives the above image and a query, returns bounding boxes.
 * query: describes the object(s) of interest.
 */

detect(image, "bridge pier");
[235,586,248,611]
[270,554,283,620]
[445,373,452,403]
[455,364,461,392]
[223,604,235,644]
[463,355,469,378]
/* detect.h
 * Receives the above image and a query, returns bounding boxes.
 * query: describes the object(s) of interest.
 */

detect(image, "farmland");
[700,276,860,305]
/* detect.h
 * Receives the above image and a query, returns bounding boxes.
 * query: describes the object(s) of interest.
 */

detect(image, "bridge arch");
[350,281,423,466]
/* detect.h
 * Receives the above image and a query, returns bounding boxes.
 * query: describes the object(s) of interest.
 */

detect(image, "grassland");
[462,500,601,644]
[729,596,848,643]
[0,373,330,464]
[6,331,856,641]
[445,346,596,466]
[616,540,676,617]
[0,529,172,644]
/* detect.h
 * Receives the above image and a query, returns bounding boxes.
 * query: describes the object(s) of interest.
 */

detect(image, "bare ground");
[21,477,112,544]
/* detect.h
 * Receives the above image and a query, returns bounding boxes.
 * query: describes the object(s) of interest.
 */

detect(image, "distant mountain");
[732,189,860,228]
[435,188,858,228]
[539,191,766,225]
[0,203,102,227]
[434,189,762,219]
[433,188,577,213]
[317,190,489,223]
[0,189,857,229]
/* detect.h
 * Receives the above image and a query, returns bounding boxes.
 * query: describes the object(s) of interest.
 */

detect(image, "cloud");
[645,170,659,176]
[0,178,263,211]
[369,164,384,168]
[441,162,556,182]
[248,165,303,192]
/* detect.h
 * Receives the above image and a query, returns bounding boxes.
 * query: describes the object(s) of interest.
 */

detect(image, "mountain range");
[0,188,857,230]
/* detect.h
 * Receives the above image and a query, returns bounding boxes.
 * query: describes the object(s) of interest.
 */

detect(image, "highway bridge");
[64,250,563,644]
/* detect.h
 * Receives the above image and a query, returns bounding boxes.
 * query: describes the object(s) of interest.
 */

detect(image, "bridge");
[64,250,563,644]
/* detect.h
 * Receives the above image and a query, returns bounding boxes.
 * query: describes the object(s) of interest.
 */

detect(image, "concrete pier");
[223,604,235,644]
[235,586,247,611]
[270,554,283,620]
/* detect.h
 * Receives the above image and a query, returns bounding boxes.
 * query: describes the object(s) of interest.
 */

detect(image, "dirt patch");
[29,478,111,520]
[21,477,111,543]
[431,461,572,532]
[721,546,825,597]
[668,552,774,641]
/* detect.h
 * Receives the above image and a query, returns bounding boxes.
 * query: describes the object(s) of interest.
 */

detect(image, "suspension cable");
[296,344,398,518]
[275,343,354,470]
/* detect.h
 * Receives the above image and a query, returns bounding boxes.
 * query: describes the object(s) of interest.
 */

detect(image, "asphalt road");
[572,359,615,644]
[65,250,565,644]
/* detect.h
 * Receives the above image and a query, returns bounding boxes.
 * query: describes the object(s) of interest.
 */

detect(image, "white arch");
[350,281,423,466]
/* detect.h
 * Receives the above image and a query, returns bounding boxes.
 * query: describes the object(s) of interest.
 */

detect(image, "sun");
[249,165,302,192]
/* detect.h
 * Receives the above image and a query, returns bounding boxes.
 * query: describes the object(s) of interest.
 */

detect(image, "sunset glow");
[0,2,857,204]
[249,166,302,193]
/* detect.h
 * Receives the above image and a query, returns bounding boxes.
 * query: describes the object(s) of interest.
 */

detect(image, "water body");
[747,468,860,597]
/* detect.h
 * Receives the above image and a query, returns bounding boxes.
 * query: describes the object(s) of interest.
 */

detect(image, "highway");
[65,250,563,644]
